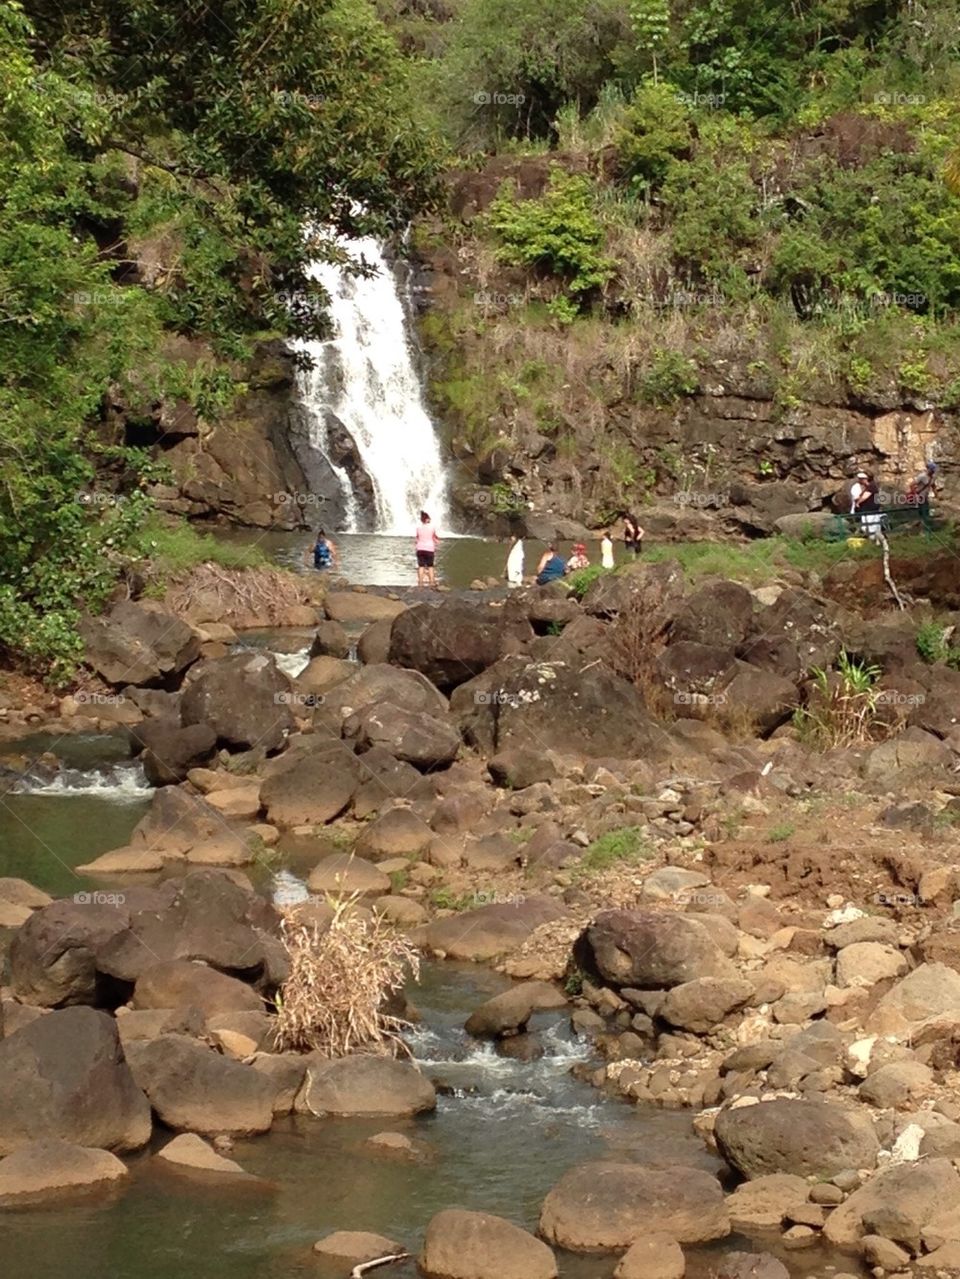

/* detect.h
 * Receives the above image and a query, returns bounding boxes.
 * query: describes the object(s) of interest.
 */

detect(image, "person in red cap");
[566,542,590,573]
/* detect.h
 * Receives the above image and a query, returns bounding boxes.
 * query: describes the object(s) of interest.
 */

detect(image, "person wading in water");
[305,528,339,571]
[415,510,440,588]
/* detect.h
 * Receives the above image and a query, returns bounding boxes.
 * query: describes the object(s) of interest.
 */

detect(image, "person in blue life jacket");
[535,544,566,585]
[305,528,339,571]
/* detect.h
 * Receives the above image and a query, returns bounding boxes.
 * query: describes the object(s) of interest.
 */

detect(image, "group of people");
[848,460,938,537]
[304,510,441,587]
[511,513,646,587]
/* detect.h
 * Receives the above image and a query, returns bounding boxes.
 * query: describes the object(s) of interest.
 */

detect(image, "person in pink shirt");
[415,510,440,588]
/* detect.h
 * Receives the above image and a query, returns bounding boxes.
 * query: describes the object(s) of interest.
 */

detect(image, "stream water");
[0,747,861,1279]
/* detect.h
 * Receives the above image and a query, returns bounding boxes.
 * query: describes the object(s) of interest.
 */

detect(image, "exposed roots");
[165,563,306,626]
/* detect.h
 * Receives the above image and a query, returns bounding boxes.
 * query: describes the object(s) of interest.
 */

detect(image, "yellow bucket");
[846,537,867,548]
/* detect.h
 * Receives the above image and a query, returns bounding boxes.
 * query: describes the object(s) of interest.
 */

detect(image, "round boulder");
[420,1208,556,1279]
[0,1138,127,1201]
[297,1054,436,1117]
[715,1100,879,1180]
[539,1161,729,1252]
[614,1234,685,1279]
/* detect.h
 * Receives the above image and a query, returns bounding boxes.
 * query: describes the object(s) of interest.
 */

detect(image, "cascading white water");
[297,235,450,534]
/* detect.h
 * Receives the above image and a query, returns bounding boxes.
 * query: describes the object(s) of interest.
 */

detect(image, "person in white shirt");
[600,529,615,569]
[505,535,524,587]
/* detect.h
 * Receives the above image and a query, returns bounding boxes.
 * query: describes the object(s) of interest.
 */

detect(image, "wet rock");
[577,910,738,990]
[155,1132,250,1176]
[180,652,294,752]
[496,1033,543,1062]
[712,1252,789,1279]
[420,1208,556,1279]
[715,1099,879,1180]
[614,1234,685,1279]
[132,960,263,1016]
[80,600,200,687]
[297,1054,436,1117]
[539,1161,729,1251]
[0,1007,151,1155]
[0,1138,127,1201]
[313,1230,402,1263]
[823,1157,960,1248]
[132,719,217,786]
[248,1053,307,1115]
[659,977,754,1033]
[464,981,566,1037]
[125,1034,277,1136]
[310,620,350,659]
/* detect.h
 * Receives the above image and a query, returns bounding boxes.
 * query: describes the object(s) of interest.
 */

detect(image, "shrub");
[486,169,614,310]
[579,825,651,873]
[636,349,699,406]
[566,563,606,599]
[793,650,888,748]
[274,897,419,1057]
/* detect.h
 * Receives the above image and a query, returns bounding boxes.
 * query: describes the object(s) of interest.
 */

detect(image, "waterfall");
[293,236,450,535]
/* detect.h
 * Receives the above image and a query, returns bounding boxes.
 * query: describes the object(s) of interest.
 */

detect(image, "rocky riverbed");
[3,559,960,1279]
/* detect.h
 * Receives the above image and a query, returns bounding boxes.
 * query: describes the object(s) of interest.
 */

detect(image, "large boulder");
[420,1209,557,1279]
[180,652,294,751]
[297,1054,436,1117]
[867,963,960,1035]
[739,588,845,681]
[823,1157,960,1248]
[356,808,432,859]
[389,600,531,691]
[131,719,217,785]
[125,1034,277,1136]
[0,1139,128,1201]
[659,977,754,1033]
[310,619,350,659]
[10,872,279,1004]
[452,658,664,760]
[321,663,449,723]
[714,1100,879,1180]
[343,703,460,770]
[716,662,797,734]
[260,745,360,827]
[669,581,754,649]
[539,1162,729,1252]
[0,1007,151,1155]
[314,1231,403,1263]
[325,592,407,625]
[576,910,738,989]
[306,854,391,896]
[80,600,200,687]
[132,960,263,1016]
[424,897,566,962]
[656,643,736,701]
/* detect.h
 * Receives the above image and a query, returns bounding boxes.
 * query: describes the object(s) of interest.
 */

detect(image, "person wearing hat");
[566,542,590,573]
[907,460,938,532]
[850,469,882,539]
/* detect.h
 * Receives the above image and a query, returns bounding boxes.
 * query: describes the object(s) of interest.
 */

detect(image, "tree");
[629,0,671,84]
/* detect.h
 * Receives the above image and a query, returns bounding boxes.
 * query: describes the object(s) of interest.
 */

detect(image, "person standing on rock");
[415,510,440,589]
[505,534,524,587]
[600,529,615,570]
[306,528,338,571]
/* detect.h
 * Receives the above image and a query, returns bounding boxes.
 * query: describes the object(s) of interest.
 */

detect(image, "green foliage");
[636,350,699,406]
[487,170,614,309]
[131,520,268,577]
[766,821,795,843]
[616,80,692,190]
[566,563,607,599]
[916,620,960,669]
[579,825,652,874]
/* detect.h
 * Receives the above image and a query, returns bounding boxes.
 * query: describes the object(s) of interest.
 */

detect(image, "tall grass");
[274,896,420,1057]
[133,517,268,573]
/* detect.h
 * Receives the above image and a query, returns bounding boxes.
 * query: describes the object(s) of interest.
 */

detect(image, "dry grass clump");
[166,563,305,627]
[274,896,420,1057]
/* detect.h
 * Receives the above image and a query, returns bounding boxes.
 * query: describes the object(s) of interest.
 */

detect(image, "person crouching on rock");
[415,510,440,588]
[306,528,338,571]
[535,544,566,586]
